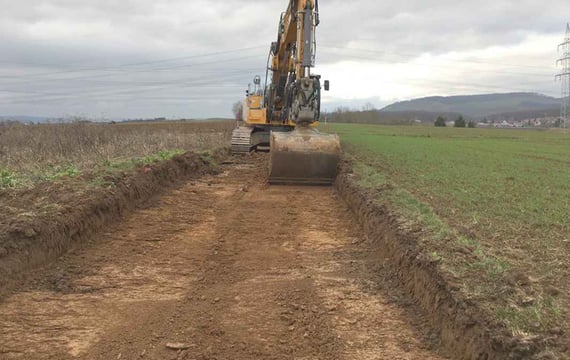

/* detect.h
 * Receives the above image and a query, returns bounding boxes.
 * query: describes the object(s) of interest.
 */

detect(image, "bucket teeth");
[268,127,340,185]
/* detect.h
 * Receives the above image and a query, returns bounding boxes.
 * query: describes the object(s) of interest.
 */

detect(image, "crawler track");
[0,155,446,359]
[230,127,254,154]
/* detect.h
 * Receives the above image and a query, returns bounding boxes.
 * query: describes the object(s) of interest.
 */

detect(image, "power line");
[0,66,555,107]
[319,43,552,71]
[0,53,266,90]
[1,43,555,85]
[316,49,556,91]
[319,47,554,78]
[556,23,570,128]
[0,45,267,81]
[0,71,256,105]
[1,67,555,107]
[0,43,560,110]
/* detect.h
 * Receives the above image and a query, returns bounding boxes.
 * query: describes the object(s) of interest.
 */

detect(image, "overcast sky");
[0,0,568,119]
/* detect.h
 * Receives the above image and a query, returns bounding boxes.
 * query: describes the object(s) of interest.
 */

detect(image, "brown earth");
[0,154,448,360]
[0,152,216,298]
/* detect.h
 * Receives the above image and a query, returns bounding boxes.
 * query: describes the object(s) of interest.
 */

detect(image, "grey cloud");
[0,0,567,119]
[321,0,567,54]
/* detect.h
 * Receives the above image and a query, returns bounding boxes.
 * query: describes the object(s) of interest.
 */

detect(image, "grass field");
[323,123,570,335]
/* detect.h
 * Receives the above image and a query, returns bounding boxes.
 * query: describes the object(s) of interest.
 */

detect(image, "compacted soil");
[0,155,447,359]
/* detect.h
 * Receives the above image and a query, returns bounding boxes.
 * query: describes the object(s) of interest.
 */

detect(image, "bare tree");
[232,101,244,122]
[362,102,376,111]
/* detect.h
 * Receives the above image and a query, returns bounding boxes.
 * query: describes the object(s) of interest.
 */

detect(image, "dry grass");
[0,120,234,187]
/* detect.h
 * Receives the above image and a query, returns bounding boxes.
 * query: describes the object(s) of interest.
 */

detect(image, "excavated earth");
[0,154,450,360]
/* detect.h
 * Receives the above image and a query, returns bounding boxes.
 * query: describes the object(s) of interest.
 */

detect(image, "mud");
[0,152,217,298]
[335,159,549,360]
[0,154,448,359]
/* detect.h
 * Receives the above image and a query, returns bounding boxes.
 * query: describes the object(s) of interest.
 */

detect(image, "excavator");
[231,0,340,185]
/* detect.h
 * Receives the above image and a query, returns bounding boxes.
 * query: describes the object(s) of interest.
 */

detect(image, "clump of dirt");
[334,158,551,360]
[0,151,222,298]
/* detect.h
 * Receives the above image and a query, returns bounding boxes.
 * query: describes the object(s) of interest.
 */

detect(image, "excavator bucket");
[268,127,341,185]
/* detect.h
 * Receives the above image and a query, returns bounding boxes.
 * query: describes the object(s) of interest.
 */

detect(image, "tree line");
[434,115,476,128]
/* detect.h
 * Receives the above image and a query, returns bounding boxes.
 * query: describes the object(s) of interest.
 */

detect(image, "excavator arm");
[267,0,324,125]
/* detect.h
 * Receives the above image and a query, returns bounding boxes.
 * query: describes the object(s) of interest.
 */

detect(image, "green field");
[324,123,570,334]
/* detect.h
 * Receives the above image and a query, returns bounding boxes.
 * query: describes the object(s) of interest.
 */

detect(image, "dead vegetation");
[0,120,234,188]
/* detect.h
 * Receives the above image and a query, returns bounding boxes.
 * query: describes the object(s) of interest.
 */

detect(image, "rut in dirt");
[0,155,447,360]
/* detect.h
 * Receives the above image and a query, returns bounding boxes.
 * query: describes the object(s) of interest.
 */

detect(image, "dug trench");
[0,153,450,360]
[0,152,526,360]
[336,161,553,360]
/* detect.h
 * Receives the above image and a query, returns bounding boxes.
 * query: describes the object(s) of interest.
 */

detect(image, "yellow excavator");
[231,0,340,185]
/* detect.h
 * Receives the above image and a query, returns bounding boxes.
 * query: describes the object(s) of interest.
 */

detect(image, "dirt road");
[0,155,447,359]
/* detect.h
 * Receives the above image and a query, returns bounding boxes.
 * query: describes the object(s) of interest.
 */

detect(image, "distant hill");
[381,93,560,119]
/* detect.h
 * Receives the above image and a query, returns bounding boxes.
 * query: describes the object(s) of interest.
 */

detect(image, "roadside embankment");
[335,158,557,359]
